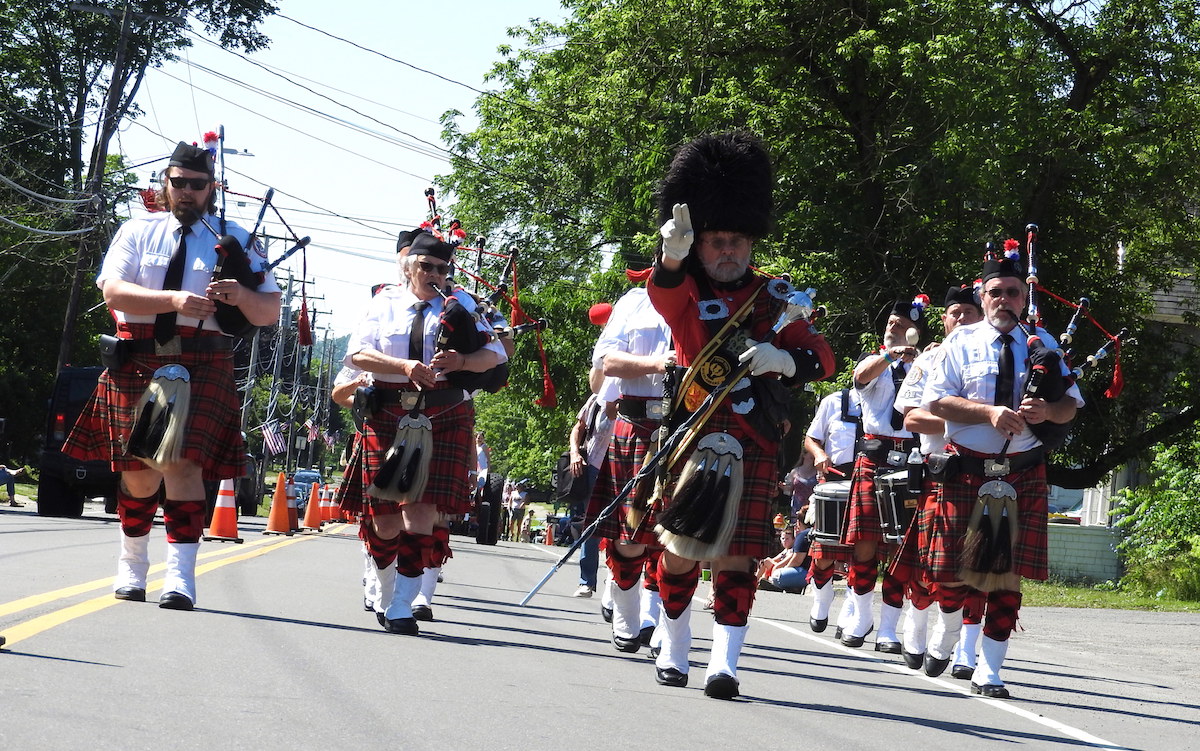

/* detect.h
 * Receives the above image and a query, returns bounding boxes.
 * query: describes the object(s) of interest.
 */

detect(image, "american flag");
[305,418,319,442]
[262,421,287,456]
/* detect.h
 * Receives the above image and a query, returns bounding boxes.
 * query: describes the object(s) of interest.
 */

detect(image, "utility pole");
[59,4,183,371]
[273,270,293,475]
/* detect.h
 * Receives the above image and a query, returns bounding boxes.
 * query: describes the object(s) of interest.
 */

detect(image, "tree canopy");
[443,0,1200,488]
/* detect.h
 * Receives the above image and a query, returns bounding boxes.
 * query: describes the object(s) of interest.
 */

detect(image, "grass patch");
[1022,579,1200,612]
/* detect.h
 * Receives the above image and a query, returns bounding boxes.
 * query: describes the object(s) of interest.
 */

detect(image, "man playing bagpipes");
[839,296,928,651]
[64,141,281,611]
[645,132,835,699]
[584,281,675,656]
[920,247,1083,698]
[347,231,507,635]
[892,284,984,674]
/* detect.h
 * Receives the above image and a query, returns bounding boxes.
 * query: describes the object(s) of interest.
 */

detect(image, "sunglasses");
[984,286,1023,299]
[168,176,212,191]
[416,260,450,275]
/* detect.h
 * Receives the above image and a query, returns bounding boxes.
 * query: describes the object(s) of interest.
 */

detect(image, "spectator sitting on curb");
[757,507,813,593]
[1,464,25,507]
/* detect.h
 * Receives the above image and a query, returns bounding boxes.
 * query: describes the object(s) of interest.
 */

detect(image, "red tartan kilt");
[586,416,657,543]
[360,397,475,516]
[843,454,887,545]
[62,324,245,480]
[923,463,1049,582]
[810,539,856,564]
[336,433,364,515]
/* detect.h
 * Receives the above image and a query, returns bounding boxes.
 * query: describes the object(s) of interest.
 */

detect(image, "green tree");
[442,0,1200,489]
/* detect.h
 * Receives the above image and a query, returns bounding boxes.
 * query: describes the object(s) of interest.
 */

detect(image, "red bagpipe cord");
[1036,285,1122,398]
[456,258,557,408]
[298,245,313,346]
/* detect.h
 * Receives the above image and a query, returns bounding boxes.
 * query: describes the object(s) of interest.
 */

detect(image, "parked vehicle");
[37,367,118,517]
[291,468,322,511]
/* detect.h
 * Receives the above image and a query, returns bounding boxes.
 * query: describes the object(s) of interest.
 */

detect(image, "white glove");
[738,339,796,378]
[659,203,694,261]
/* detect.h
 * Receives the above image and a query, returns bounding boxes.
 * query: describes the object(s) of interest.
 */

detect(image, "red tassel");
[298,299,313,346]
[625,267,653,284]
[532,328,557,408]
[1105,340,1124,399]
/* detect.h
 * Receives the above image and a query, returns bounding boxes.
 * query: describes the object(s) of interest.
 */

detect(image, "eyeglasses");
[984,286,1023,299]
[416,260,450,275]
[168,176,212,191]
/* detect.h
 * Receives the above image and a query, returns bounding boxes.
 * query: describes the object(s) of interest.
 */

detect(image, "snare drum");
[812,479,851,543]
[876,470,917,544]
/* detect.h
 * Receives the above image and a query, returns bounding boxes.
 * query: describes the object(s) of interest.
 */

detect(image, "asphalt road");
[1,502,1197,751]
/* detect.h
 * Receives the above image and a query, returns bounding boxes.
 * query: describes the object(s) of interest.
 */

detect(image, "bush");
[1112,437,1200,601]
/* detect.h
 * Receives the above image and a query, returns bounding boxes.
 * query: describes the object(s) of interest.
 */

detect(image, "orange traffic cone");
[203,478,244,543]
[286,478,300,532]
[263,472,294,536]
[545,520,554,546]
[329,485,344,523]
[300,482,323,532]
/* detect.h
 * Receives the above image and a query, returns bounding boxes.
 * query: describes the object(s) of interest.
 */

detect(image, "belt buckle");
[400,392,421,411]
[154,336,182,357]
[984,458,1010,477]
[646,401,665,420]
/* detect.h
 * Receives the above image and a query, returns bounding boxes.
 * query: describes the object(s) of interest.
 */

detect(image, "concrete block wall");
[1047,524,1123,582]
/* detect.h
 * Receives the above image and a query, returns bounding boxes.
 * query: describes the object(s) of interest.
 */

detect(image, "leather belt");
[953,447,1045,477]
[856,435,918,466]
[377,388,467,410]
[617,397,665,421]
[120,336,233,354]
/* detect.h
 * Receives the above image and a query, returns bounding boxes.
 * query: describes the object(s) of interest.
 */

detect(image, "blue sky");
[113,0,568,335]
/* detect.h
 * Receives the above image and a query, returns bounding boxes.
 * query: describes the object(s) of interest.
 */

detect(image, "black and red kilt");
[655,407,778,560]
[843,454,887,546]
[923,457,1049,582]
[585,416,657,544]
[63,323,245,480]
[336,432,364,515]
[360,390,475,516]
[810,538,856,565]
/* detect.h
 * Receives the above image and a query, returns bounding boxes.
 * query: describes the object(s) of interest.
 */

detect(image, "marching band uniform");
[892,285,983,671]
[349,233,506,635]
[803,389,861,633]
[921,254,1082,697]
[585,286,672,655]
[647,133,834,699]
[841,299,924,649]
[65,141,280,610]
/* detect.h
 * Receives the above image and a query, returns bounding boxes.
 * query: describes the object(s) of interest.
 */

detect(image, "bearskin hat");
[656,131,773,239]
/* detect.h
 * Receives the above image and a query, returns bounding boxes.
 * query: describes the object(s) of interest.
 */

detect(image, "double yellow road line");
[0,524,349,648]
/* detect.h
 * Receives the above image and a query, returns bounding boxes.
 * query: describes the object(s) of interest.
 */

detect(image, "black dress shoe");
[612,631,641,653]
[412,605,434,622]
[951,664,974,680]
[376,612,387,627]
[923,654,951,677]
[114,586,146,602]
[875,639,902,654]
[971,682,1010,699]
[601,605,613,623]
[809,616,828,633]
[158,592,194,611]
[841,632,866,648]
[704,673,740,700]
[902,650,924,670]
[383,617,419,635]
[639,625,655,647]
[655,667,688,687]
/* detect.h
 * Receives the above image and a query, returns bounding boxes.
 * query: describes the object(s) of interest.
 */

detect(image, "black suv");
[37,366,119,517]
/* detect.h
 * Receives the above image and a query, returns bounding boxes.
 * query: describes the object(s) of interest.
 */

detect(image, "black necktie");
[154,225,190,345]
[409,301,429,362]
[890,362,907,430]
[995,333,1015,408]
